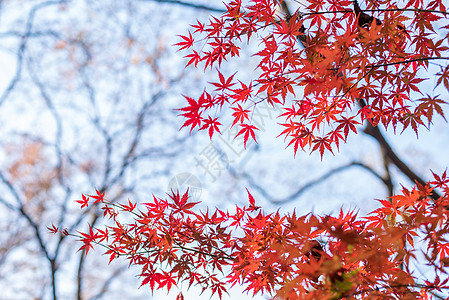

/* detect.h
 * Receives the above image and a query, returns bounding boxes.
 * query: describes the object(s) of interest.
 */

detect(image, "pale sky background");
[0,0,447,299]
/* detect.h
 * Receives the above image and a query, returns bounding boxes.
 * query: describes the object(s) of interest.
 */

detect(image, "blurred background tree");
[0,1,216,299]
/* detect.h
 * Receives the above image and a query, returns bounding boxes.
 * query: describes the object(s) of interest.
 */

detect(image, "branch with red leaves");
[175,0,448,158]
[51,172,449,298]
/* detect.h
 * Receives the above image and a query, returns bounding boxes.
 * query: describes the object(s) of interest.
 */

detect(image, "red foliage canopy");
[51,0,449,298]
[176,0,448,158]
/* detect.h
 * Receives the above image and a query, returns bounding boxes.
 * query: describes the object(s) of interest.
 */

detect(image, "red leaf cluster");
[175,0,448,157]
[69,175,449,298]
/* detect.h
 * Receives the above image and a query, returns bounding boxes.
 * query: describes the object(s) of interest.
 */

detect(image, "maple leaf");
[364,210,386,228]
[184,50,201,67]
[231,81,252,103]
[285,137,300,157]
[211,280,227,299]
[231,104,250,127]
[47,223,59,234]
[274,15,303,38]
[175,31,194,51]
[327,129,344,150]
[95,227,109,243]
[89,189,105,204]
[210,70,236,92]
[159,272,177,292]
[400,112,425,136]
[230,205,245,227]
[416,95,447,124]
[430,169,449,188]
[178,95,206,132]
[246,188,260,211]
[200,116,222,139]
[75,194,90,208]
[168,189,199,214]
[77,224,98,255]
[101,204,117,219]
[235,123,258,148]
[288,127,315,156]
[178,95,203,114]
[436,65,449,90]
[140,270,162,292]
[180,113,203,133]
[191,20,205,33]
[105,244,125,264]
[312,136,334,159]
[336,116,359,141]
[120,199,137,212]
[212,70,235,92]
[359,18,383,43]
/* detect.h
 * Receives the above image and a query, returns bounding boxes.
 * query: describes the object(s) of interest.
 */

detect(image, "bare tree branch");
[229,161,389,204]
[362,115,441,200]
[0,0,67,106]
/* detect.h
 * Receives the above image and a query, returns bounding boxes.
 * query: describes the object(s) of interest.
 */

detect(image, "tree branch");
[361,108,441,201]
[229,161,389,204]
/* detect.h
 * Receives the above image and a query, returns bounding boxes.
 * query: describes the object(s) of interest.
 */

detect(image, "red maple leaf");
[236,124,258,148]
[175,31,194,51]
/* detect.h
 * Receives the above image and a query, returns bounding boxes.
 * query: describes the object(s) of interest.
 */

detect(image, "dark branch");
[0,0,67,106]
[229,161,389,204]
[362,115,441,201]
